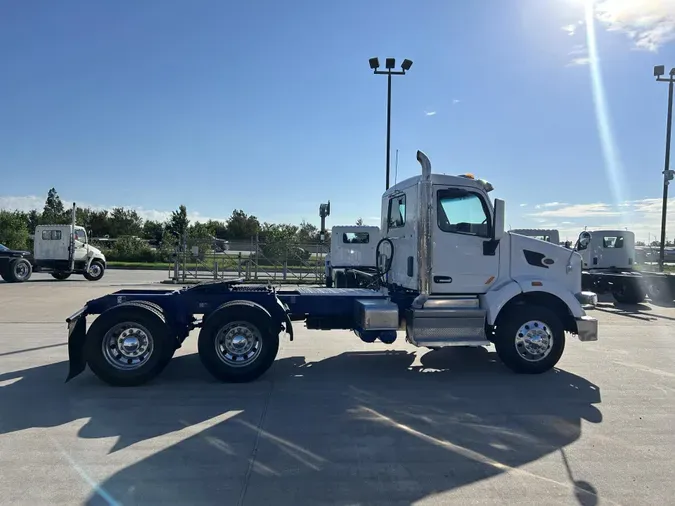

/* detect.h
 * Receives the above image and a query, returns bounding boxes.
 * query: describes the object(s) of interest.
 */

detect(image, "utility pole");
[369,57,413,190]
[653,65,675,272]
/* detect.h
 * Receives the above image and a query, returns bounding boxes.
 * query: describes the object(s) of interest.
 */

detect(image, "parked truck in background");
[65,151,598,387]
[578,229,675,304]
[325,225,380,288]
[0,203,107,283]
[510,229,561,245]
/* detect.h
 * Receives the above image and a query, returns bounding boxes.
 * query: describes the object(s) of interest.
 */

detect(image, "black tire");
[612,280,646,304]
[85,304,175,386]
[494,305,565,374]
[345,270,357,288]
[334,270,346,288]
[198,305,279,383]
[84,259,105,281]
[5,258,32,283]
[645,279,673,304]
[52,271,71,280]
[325,275,333,288]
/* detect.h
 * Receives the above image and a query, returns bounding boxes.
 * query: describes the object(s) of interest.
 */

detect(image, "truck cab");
[325,225,380,287]
[379,153,597,354]
[576,230,635,270]
[34,224,107,281]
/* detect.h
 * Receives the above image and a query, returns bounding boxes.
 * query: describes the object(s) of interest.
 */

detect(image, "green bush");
[102,237,169,263]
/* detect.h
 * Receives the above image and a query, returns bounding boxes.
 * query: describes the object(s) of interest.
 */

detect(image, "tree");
[297,220,319,243]
[0,211,30,250]
[108,207,143,237]
[89,210,111,237]
[166,205,189,241]
[142,220,165,245]
[42,188,65,224]
[27,210,41,233]
[206,220,228,239]
[355,217,364,226]
[226,210,260,240]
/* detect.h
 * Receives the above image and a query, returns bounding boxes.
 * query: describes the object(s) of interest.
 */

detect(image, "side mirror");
[578,231,592,250]
[493,199,505,241]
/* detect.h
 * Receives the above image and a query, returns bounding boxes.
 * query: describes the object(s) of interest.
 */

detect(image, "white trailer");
[324,225,380,287]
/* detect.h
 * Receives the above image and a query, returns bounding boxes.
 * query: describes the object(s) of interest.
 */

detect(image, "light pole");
[369,57,413,190]
[653,65,675,272]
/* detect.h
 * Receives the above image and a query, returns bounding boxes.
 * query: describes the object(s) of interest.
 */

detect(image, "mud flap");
[65,311,88,382]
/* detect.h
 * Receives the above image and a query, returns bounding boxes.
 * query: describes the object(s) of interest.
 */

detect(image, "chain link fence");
[170,235,329,284]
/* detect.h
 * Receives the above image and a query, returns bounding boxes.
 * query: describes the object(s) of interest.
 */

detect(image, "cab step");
[405,298,489,347]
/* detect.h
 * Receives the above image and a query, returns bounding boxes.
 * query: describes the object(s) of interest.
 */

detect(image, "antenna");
[394,149,399,185]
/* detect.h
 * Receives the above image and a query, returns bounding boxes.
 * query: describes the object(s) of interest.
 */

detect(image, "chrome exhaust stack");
[412,150,432,308]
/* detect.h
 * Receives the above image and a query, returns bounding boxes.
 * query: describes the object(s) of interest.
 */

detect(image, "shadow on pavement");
[0,347,602,506]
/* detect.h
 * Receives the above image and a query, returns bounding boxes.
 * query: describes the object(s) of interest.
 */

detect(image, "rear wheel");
[84,259,105,281]
[198,305,279,382]
[334,270,346,288]
[645,278,673,304]
[85,304,175,386]
[612,280,646,304]
[5,258,32,283]
[52,271,71,280]
[494,305,565,374]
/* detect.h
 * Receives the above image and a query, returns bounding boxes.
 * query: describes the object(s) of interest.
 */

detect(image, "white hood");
[508,232,582,295]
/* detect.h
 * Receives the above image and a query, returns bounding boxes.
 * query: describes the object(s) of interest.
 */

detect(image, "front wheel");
[198,306,279,383]
[84,259,105,281]
[494,305,565,374]
[645,279,673,304]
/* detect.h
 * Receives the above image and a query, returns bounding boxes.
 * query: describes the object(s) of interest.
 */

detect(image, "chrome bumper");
[575,291,598,308]
[576,316,598,342]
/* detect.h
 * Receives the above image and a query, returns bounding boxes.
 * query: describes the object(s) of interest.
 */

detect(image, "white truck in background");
[510,229,561,245]
[9,203,107,283]
[33,223,107,281]
[325,225,380,288]
[578,229,675,304]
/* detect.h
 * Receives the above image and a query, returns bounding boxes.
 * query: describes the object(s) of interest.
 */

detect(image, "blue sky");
[2,0,675,241]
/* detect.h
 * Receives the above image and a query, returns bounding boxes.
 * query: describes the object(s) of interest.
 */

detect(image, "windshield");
[0,244,8,251]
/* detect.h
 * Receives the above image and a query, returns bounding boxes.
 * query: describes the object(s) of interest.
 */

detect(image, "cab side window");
[41,230,62,240]
[437,189,491,237]
[387,195,406,229]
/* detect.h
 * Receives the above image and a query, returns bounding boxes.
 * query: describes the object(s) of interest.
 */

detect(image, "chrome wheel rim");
[15,262,29,279]
[514,320,553,362]
[102,322,154,370]
[215,321,262,367]
[89,264,102,277]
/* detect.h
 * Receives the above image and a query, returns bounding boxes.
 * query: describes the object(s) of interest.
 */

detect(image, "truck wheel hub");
[515,320,553,362]
[216,322,262,367]
[103,323,154,369]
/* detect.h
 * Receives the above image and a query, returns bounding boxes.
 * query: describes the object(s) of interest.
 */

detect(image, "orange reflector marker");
[485,276,495,284]
[531,281,543,286]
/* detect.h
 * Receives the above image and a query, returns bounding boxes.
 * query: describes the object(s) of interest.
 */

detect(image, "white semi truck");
[324,225,380,288]
[65,151,598,387]
[578,229,675,304]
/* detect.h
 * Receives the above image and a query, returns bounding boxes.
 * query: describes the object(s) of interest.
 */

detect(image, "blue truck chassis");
[66,280,405,386]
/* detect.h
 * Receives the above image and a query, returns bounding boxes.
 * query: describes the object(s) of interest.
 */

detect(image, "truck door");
[431,185,499,294]
[73,228,88,262]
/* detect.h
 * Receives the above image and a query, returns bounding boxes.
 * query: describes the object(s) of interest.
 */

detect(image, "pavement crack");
[237,376,275,506]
